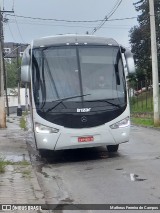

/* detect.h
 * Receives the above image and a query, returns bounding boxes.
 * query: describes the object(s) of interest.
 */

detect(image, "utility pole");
[3,54,9,116]
[16,43,22,116]
[149,0,160,126]
[0,7,6,128]
[25,83,28,113]
[0,2,14,127]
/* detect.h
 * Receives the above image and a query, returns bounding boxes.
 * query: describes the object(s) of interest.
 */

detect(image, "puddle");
[61,198,74,203]
[0,134,7,137]
[41,171,50,178]
[115,168,123,170]
[85,167,93,171]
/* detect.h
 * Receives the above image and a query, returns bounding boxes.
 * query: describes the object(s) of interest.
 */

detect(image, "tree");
[129,0,160,82]
[5,59,21,88]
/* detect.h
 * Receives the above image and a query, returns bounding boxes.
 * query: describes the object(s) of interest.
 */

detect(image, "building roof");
[4,42,28,59]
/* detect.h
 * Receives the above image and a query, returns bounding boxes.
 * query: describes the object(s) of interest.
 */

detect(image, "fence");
[128,80,154,114]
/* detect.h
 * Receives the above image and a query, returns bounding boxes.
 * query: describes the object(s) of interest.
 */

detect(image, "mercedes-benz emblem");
[81,116,87,122]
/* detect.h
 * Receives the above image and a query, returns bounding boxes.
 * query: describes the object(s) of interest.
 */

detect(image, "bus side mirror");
[21,46,31,83]
[21,65,30,83]
[124,49,135,74]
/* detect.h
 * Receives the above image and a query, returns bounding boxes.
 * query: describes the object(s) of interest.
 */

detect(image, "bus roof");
[32,34,119,48]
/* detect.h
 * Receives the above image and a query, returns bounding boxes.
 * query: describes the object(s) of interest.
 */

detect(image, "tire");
[107,144,119,152]
[39,149,49,158]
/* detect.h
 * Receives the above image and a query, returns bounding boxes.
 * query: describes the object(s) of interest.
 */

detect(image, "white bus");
[21,35,135,157]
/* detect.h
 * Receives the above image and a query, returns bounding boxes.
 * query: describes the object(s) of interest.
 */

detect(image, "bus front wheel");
[39,149,49,158]
[107,145,119,152]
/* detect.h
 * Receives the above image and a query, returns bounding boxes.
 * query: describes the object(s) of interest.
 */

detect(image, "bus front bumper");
[35,125,130,151]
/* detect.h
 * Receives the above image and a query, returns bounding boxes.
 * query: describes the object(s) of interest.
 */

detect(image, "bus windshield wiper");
[86,99,121,108]
[46,94,91,113]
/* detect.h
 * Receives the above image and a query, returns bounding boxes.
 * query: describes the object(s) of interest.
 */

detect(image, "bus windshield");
[32,46,126,109]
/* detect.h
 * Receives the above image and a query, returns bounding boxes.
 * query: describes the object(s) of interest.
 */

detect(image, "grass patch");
[131,117,155,127]
[19,116,27,130]
[0,158,30,173]
[0,157,7,173]
[4,160,30,166]
[22,111,29,116]
[14,160,30,166]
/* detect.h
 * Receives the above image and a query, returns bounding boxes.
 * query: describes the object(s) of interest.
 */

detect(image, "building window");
[4,48,11,55]
[4,58,12,64]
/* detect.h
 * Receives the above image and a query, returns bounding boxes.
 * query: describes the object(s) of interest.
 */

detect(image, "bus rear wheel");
[107,145,119,152]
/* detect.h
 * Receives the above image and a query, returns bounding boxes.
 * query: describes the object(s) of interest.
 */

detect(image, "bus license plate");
[78,136,94,142]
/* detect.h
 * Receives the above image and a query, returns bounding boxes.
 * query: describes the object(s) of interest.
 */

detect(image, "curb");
[131,123,160,131]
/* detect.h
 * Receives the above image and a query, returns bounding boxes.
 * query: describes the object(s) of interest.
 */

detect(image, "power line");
[107,17,137,21]
[13,12,25,43]
[2,0,4,10]
[91,0,123,34]
[107,0,121,18]
[5,13,136,41]
[5,9,136,40]
[9,1,25,43]
[6,22,16,41]
[12,0,15,11]
[91,0,122,34]
[6,13,104,23]
[6,14,137,24]
[7,18,132,29]
[107,0,123,19]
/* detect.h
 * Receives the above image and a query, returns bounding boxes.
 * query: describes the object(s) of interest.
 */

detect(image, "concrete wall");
[5,88,29,114]
[7,106,26,114]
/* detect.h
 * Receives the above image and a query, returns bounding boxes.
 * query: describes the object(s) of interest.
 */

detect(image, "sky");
[3,0,140,48]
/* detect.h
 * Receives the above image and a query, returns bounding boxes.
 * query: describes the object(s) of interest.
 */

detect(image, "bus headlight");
[110,117,130,129]
[35,122,59,133]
